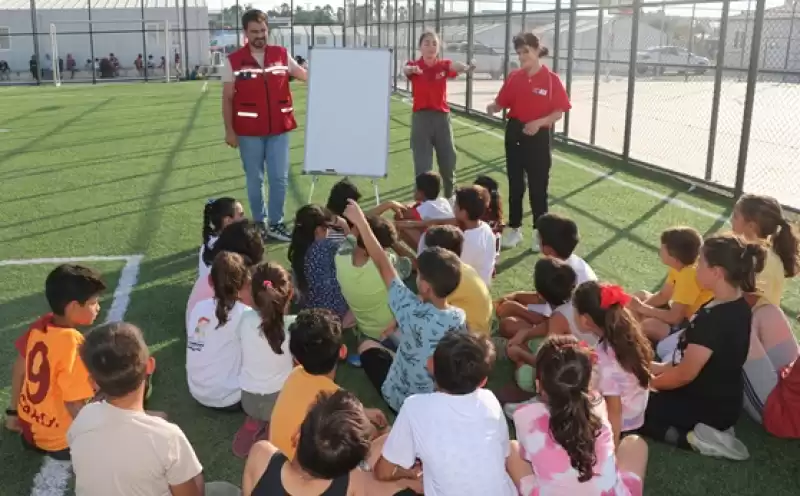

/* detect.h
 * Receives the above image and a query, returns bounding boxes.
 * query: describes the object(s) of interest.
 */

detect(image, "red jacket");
[228,45,296,137]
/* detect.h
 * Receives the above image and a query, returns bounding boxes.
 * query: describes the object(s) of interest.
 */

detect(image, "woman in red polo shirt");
[487,32,571,251]
[404,30,474,199]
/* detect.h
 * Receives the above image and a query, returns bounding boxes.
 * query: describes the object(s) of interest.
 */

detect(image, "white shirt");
[461,221,496,286]
[381,389,517,496]
[416,197,453,221]
[553,302,599,347]
[69,402,202,496]
[239,310,295,395]
[566,253,597,285]
[198,235,218,280]
[186,298,245,408]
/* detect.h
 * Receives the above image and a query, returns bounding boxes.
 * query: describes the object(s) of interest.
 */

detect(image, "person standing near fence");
[222,9,307,242]
[487,33,571,252]
[404,30,475,199]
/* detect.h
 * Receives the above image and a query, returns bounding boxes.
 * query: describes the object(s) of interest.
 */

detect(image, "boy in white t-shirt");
[69,322,240,496]
[454,185,497,286]
[497,212,596,330]
[394,171,453,251]
[374,332,517,496]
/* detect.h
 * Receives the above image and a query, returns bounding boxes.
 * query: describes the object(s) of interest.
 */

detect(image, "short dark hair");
[45,264,106,316]
[415,171,442,200]
[660,226,702,266]
[241,9,267,30]
[206,219,265,266]
[81,322,148,398]
[418,247,462,298]
[424,225,464,256]
[534,257,577,307]
[295,390,372,480]
[433,332,495,394]
[356,215,397,250]
[289,309,342,375]
[537,213,579,259]
[326,179,362,217]
[455,186,487,221]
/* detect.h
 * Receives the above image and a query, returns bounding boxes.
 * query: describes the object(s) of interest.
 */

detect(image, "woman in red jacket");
[487,33,571,252]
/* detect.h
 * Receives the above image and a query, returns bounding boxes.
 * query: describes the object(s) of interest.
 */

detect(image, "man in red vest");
[222,9,307,241]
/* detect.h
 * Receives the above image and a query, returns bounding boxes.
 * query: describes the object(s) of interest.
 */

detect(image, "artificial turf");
[0,81,798,496]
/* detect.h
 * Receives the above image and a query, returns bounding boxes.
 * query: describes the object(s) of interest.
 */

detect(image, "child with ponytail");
[199,197,244,278]
[233,262,296,457]
[641,233,765,460]
[732,193,800,306]
[573,281,653,446]
[507,335,648,496]
[186,251,249,411]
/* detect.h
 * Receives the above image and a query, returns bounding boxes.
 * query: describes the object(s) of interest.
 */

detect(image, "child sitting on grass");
[343,200,467,412]
[246,390,420,496]
[269,309,388,460]
[731,193,800,306]
[186,252,249,411]
[5,264,106,460]
[326,178,361,242]
[641,233,764,460]
[473,175,505,235]
[507,335,649,496]
[424,226,493,336]
[288,204,354,327]
[233,262,296,457]
[393,171,454,251]
[187,219,264,321]
[69,322,241,496]
[375,332,516,495]
[199,197,244,278]
[496,212,596,328]
[453,185,497,285]
[573,281,653,446]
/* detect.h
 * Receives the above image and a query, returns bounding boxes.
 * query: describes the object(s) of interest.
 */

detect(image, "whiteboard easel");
[303,46,393,205]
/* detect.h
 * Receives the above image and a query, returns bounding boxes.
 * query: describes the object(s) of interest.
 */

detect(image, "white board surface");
[303,47,392,178]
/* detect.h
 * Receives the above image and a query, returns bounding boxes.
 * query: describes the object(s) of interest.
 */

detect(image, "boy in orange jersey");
[4,264,106,460]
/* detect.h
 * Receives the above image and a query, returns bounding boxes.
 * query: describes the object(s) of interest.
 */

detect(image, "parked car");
[636,46,710,75]
[443,41,519,79]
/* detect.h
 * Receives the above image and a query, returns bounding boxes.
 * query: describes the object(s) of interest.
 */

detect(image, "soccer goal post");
[49,20,174,85]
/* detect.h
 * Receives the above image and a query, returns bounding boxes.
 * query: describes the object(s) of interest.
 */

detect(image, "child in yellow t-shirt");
[630,227,713,342]
[731,193,800,307]
[5,264,106,459]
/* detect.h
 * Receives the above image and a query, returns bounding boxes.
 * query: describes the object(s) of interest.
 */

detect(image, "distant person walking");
[222,9,307,241]
[404,30,474,199]
[487,33,571,252]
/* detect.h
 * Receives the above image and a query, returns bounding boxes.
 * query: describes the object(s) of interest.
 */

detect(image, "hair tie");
[263,280,273,289]
[599,283,631,309]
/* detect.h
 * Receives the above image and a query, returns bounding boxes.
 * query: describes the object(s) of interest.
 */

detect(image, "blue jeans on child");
[237,133,290,225]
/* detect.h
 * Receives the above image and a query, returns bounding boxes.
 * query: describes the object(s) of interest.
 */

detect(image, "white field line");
[0,254,143,496]
[394,96,729,224]
[201,81,208,93]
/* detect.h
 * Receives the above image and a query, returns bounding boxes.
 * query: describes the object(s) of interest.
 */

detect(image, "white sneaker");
[502,228,523,249]
[687,423,750,461]
[531,230,541,253]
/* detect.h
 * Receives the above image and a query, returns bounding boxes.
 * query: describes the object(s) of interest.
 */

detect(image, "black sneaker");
[266,222,292,242]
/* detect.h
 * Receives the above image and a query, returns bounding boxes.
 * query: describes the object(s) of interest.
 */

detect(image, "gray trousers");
[411,110,457,198]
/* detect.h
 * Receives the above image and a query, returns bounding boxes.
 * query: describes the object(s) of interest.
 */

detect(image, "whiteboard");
[303,47,392,178]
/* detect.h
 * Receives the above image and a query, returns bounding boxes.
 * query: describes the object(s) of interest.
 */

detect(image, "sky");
[208,0,790,19]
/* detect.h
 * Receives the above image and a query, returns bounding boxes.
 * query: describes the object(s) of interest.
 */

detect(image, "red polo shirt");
[408,58,458,113]
[495,65,571,125]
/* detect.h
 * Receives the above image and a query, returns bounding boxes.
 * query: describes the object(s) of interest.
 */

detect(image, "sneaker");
[232,417,268,459]
[531,229,541,253]
[687,423,750,461]
[502,228,523,249]
[346,354,362,368]
[266,222,292,242]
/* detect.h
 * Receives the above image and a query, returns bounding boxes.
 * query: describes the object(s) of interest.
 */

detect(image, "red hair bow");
[599,284,631,309]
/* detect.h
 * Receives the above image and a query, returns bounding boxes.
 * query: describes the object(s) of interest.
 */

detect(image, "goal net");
[49,20,176,86]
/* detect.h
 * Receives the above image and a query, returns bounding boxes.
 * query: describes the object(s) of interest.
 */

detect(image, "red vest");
[228,45,297,137]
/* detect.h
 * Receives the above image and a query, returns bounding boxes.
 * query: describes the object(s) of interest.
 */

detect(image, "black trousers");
[504,118,552,229]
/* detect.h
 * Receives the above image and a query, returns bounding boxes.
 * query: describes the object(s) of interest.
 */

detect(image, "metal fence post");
[501,0,513,121]
[30,0,41,86]
[290,0,295,57]
[465,0,475,112]
[553,0,561,74]
[590,7,604,145]
[622,0,641,161]
[705,0,730,182]
[88,0,96,85]
[563,0,577,136]
[735,0,767,197]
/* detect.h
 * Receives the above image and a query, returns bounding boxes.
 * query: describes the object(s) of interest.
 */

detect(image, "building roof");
[0,0,206,9]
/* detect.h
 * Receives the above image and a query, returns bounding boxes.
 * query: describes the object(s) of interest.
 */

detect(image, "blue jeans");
[237,133,290,224]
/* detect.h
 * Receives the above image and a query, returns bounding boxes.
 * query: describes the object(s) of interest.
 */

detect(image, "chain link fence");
[0,0,796,209]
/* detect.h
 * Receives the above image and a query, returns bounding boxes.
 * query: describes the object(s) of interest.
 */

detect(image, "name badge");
[533,88,548,96]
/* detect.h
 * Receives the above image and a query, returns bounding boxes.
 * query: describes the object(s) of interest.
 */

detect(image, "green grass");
[0,81,798,496]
